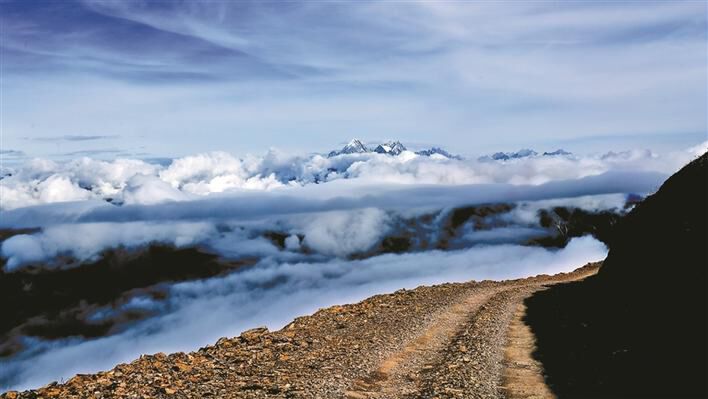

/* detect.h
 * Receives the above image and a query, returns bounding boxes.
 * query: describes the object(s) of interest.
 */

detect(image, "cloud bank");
[1,222,216,271]
[2,143,696,270]
[1,143,702,212]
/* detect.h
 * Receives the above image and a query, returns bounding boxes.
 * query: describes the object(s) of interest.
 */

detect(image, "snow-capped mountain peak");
[374,140,407,155]
[328,138,370,157]
[328,139,460,159]
[341,138,369,153]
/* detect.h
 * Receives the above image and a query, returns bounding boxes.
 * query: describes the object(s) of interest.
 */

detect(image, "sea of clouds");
[2,143,705,211]
[2,142,705,270]
[0,141,705,390]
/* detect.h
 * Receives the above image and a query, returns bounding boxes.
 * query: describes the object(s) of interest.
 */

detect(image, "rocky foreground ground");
[3,263,600,399]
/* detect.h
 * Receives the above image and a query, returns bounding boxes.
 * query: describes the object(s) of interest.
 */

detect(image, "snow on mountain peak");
[328,139,459,159]
[374,140,407,155]
[328,138,370,157]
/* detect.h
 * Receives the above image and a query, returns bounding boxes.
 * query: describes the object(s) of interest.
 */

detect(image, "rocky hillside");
[526,152,707,398]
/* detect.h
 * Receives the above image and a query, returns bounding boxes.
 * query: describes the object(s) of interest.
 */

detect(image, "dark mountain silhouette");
[526,152,707,398]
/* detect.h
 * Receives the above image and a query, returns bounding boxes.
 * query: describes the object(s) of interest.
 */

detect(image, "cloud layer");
[3,143,699,270]
[2,143,703,212]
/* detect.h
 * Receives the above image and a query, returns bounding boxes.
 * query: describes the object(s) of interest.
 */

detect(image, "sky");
[0,0,706,160]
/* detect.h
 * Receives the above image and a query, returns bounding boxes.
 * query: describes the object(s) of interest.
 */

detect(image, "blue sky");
[1,0,706,159]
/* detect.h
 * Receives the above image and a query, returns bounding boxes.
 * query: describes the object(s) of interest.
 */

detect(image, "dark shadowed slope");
[526,152,707,398]
[0,246,251,357]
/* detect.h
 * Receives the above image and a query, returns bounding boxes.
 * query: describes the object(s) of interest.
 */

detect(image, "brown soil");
[500,303,555,399]
[2,263,599,399]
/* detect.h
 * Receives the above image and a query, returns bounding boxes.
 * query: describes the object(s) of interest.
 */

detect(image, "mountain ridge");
[326,139,461,159]
[478,148,574,162]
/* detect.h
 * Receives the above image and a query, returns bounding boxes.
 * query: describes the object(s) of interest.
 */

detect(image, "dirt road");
[4,263,598,399]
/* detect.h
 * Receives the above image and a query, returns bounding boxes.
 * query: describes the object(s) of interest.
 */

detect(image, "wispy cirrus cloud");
[0,150,27,167]
[24,135,120,142]
[0,149,25,157]
[60,149,122,157]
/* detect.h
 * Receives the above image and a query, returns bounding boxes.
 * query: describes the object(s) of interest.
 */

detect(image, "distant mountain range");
[478,148,573,162]
[326,139,571,162]
[327,139,462,159]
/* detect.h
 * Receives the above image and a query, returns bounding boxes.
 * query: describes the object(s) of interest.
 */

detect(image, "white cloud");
[36,175,93,204]
[504,193,628,226]
[284,234,301,251]
[0,235,46,269]
[122,174,190,205]
[0,170,668,235]
[1,222,216,271]
[687,140,708,158]
[301,208,391,257]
